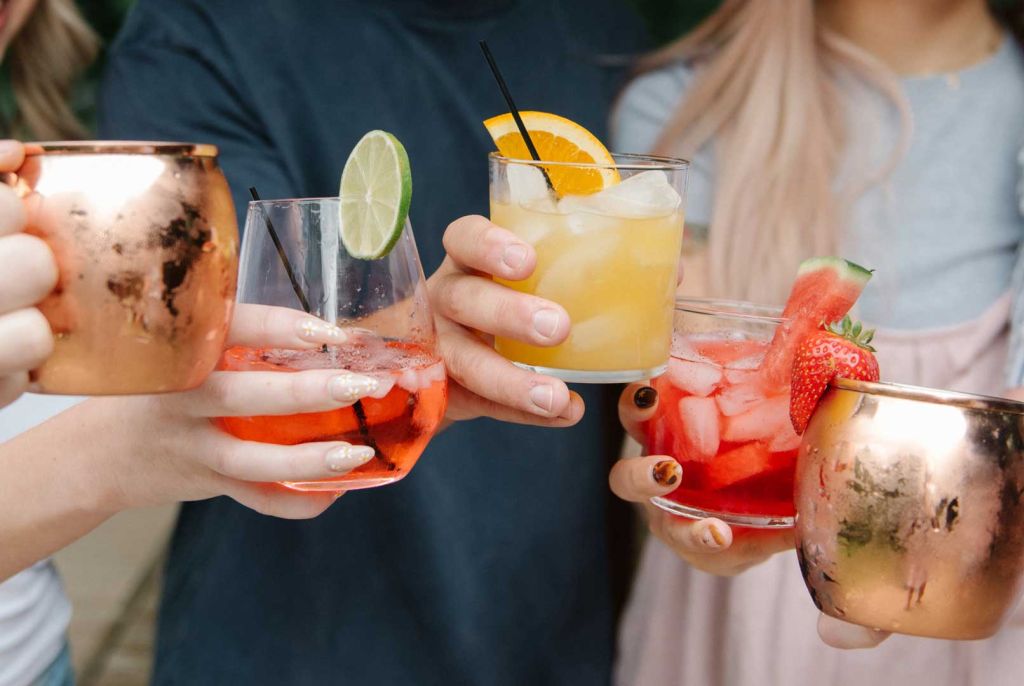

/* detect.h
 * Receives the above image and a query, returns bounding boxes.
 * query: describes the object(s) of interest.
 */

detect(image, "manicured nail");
[325,444,375,472]
[700,521,727,548]
[652,459,681,486]
[297,318,347,343]
[329,373,379,402]
[501,243,529,271]
[532,309,562,339]
[633,386,657,409]
[529,384,555,413]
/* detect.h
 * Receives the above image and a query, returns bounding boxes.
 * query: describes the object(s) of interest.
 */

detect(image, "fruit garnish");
[762,256,873,385]
[483,111,619,195]
[338,130,412,259]
[789,316,880,434]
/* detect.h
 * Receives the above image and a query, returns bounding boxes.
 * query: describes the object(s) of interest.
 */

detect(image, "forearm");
[0,400,123,581]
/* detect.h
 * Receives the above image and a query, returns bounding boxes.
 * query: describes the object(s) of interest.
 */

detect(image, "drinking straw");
[478,40,556,191]
[248,187,311,314]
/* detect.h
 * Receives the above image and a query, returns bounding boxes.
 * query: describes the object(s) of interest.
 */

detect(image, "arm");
[0,305,384,581]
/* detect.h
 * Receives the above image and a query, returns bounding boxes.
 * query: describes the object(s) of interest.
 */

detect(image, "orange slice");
[483,111,619,196]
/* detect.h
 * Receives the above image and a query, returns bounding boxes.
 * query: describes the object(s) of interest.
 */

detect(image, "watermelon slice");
[762,257,872,385]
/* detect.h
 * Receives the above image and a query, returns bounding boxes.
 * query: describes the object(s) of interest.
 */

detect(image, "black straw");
[479,41,543,163]
[249,187,312,314]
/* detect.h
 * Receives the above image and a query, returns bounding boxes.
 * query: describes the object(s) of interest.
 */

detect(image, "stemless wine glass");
[217,198,447,491]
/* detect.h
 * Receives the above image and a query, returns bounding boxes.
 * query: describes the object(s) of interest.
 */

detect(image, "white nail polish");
[329,373,379,402]
[298,319,347,343]
[325,445,375,472]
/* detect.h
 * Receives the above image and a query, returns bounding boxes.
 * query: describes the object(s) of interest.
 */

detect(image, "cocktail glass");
[216,198,447,491]
[646,298,798,528]
[489,153,687,383]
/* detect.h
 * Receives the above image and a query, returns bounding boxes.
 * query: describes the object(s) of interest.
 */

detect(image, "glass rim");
[248,196,344,208]
[832,378,1024,416]
[675,297,787,324]
[489,151,689,172]
[25,141,219,157]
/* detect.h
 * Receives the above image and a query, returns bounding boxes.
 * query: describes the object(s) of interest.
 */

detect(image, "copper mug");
[5,142,238,395]
[795,378,1024,639]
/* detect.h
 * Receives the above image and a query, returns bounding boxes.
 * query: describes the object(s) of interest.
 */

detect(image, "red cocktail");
[218,339,446,491]
[646,299,798,527]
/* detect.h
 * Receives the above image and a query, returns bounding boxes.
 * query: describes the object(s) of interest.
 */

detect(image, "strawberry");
[790,316,880,434]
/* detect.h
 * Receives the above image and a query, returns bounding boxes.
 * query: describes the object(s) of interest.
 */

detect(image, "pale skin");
[0,149,582,581]
[609,0,1010,650]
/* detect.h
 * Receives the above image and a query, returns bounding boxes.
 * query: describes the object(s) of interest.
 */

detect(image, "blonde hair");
[6,0,98,140]
[640,0,910,303]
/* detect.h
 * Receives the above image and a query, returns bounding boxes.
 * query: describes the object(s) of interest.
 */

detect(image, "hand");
[0,140,57,409]
[609,383,793,575]
[428,215,584,426]
[75,304,387,520]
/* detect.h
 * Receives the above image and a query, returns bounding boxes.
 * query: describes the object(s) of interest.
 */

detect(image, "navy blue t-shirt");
[100,2,647,683]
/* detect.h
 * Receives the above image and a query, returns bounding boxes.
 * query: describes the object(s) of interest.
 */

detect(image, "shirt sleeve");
[609,62,714,232]
[97,1,295,228]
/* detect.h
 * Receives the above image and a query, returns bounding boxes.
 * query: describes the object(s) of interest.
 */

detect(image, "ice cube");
[677,396,720,461]
[560,170,682,219]
[667,357,722,397]
[769,422,802,452]
[715,383,767,417]
[507,164,556,210]
[533,229,622,304]
[722,394,789,443]
[564,309,631,352]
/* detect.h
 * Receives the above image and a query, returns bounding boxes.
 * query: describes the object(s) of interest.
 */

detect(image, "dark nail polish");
[633,386,657,409]
[652,459,681,487]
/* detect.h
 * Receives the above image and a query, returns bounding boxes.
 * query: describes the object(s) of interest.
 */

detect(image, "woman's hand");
[609,382,793,576]
[0,140,57,409]
[428,215,584,427]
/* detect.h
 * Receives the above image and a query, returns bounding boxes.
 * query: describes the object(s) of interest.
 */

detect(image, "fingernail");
[652,459,681,486]
[0,140,20,157]
[325,444,375,472]
[297,318,347,343]
[501,243,529,271]
[329,373,379,402]
[633,386,657,409]
[701,521,727,548]
[532,309,562,339]
[529,384,555,413]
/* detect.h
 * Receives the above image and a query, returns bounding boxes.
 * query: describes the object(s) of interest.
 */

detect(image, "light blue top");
[612,37,1024,339]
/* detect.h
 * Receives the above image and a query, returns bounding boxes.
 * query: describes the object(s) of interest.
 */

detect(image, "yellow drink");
[492,198,684,382]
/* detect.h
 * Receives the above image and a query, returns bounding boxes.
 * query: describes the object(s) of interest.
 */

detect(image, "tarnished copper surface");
[6,141,238,394]
[795,379,1024,639]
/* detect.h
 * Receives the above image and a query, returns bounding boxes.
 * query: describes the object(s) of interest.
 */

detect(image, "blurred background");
[0,1,719,684]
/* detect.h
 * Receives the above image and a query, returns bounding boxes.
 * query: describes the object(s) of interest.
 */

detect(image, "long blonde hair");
[640,0,910,302]
[6,0,98,140]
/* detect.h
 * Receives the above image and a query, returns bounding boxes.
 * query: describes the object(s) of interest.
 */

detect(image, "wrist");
[63,398,137,516]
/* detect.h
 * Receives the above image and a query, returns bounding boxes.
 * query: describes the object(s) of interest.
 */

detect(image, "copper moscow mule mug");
[5,142,239,395]
[795,378,1024,640]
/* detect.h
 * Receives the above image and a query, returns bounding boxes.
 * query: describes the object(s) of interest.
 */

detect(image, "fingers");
[430,270,570,346]
[0,372,28,410]
[0,308,53,376]
[224,480,341,520]
[207,433,376,483]
[609,455,682,502]
[618,383,658,443]
[169,368,382,417]
[0,233,58,312]
[437,318,574,420]
[227,303,350,349]
[441,215,536,281]
[817,614,890,649]
[0,140,25,175]
[0,184,26,238]
[445,383,584,427]
[645,508,794,576]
